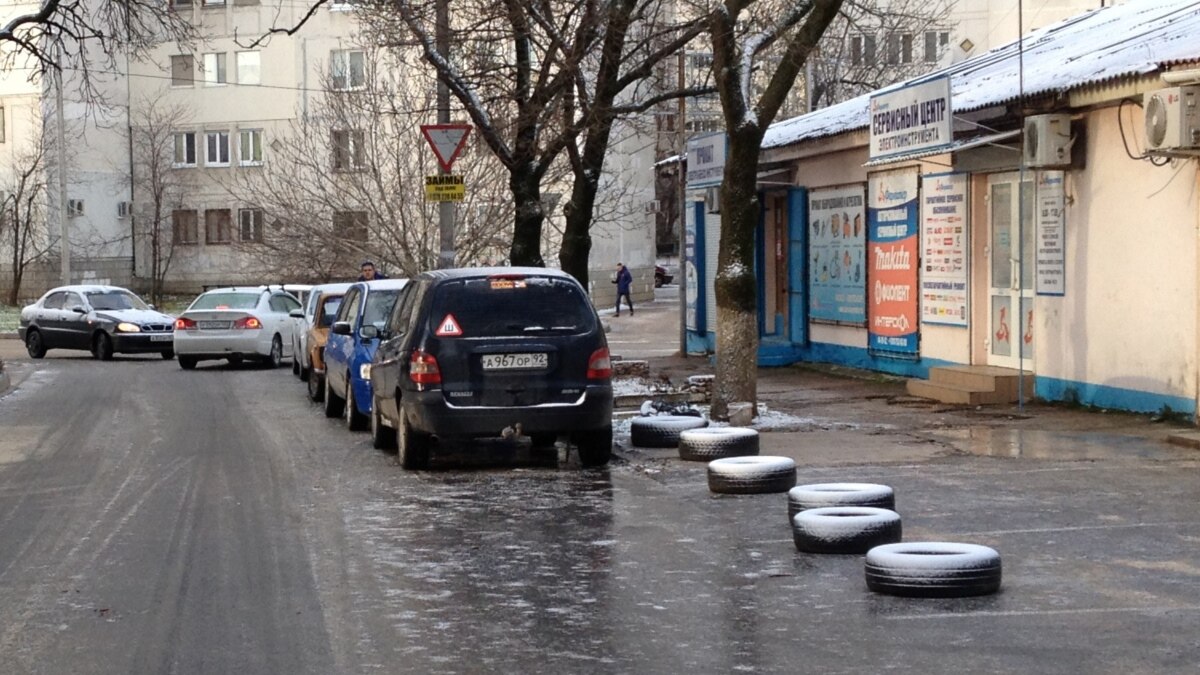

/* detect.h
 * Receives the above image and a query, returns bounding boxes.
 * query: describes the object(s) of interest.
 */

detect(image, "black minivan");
[370,267,613,469]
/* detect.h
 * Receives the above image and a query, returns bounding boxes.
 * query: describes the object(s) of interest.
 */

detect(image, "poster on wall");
[868,169,920,356]
[919,172,969,326]
[684,202,699,331]
[808,184,867,324]
[1036,170,1066,296]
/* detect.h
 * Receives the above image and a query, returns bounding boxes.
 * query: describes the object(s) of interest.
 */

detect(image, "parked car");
[370,267,613,469]
[303,288,352,403]
[290,282,352,381]
[173,286,302,369]
[18,285,176,360]
[655,265,674,287]
[322,279,410,431]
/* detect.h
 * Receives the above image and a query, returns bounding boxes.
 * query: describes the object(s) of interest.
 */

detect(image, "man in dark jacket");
[358,260,389,281]
[613,262,633,316]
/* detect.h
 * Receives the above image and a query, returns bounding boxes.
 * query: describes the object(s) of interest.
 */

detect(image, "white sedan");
[173,286,302,370]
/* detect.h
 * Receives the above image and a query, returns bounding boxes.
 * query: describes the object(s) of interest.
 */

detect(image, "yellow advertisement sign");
[425,175,466,202]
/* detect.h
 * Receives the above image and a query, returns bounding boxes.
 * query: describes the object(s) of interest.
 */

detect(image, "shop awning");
[862,129,1021,167]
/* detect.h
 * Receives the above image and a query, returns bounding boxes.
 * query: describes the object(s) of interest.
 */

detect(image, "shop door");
[986,173,1035,370]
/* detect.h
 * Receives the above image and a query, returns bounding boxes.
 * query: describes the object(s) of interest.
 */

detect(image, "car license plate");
[481,353,548,370]
[150,334,173,342]
[198,320,231,330]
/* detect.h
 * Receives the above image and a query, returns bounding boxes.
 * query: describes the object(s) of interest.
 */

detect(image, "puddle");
[925,427,1191,461]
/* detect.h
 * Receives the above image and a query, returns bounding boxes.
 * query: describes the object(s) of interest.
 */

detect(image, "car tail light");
[232,316,262,330]
[410,349,442,384]
[175,317,197,331]
[587,347,612,380]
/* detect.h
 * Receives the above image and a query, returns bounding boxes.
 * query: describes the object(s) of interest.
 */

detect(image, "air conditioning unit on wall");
[1144,85,1200,152]
[1023,114,1074,167]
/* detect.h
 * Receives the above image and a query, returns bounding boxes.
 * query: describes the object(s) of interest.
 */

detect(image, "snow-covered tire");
[865,542,1002,598]
[791,507,902,554]
[787,483,896,521]
[678,427,759,461]
[630,415,708,448]
[707,456,796,495]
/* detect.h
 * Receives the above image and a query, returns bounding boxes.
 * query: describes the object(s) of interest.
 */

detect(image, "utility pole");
[677,49,687,356]
[55,47,70,286]
[435,0,454,269]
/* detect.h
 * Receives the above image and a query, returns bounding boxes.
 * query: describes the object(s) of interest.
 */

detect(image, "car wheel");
[161,350,175,360]
[788,483,896,522]
[308,373,325,403]
[178,356,198,370]
[25,330,46,359]
[344,379,368,431]
[706,456,797,495]
[92,332,114,361]
[630,415,708,448]
[397,409,431,470]
[292,355,300,376]
[324,375,346,418]
[267,335,283,369]
[792,507,902,554]
[678,427,759,461]
[299,365,310,382]
[371,396,397,451]
[574,425,612,467]
[655,274,665,288]
[865,543,1002,598]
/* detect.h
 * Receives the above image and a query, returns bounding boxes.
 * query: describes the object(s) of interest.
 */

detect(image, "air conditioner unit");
[1023,114,1073,167]
[644,199,660,214]
[705,186,720,214]
[1144,85,1200,152]
[67,199,84,217]
[117,201,130,218]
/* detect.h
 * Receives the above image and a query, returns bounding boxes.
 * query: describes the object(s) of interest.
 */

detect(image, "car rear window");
[429,276,595,337]
[190,292,259,310]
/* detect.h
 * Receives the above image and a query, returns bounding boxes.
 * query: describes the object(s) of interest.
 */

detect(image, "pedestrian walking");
[613,262,634,316]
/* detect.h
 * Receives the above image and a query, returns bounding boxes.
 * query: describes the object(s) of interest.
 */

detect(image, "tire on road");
[678,427,759,461]
[344,380,368,431]
[307,373,325,403]
[707,456,796,495]
[178,355,198,370]
[630,415,708,448]
[25,330,46,359]
[791,506,902,554]
[865,542,1002,598]
[92,332,114,361]
[371,395,397,450]
[397,409,431,470]
[788,483,896,521]
[574,425,613,467]
[324,375,345,418]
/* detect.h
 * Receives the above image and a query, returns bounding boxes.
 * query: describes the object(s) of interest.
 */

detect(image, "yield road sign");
[421,124,472,172]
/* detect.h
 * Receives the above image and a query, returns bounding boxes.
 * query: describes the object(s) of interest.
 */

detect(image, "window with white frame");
[924,31,949,63]
[236,51,260,85]
[238,208,264,242]
[173,132,197,167]
[203,53,227,86]
[330,49,366,91]
[239,129,263,166]
[205,131,230,166]
[850,35,877,66]
[331,129,365,171]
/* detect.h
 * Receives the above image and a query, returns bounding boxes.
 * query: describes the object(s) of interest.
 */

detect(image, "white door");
[986,173,1035,370]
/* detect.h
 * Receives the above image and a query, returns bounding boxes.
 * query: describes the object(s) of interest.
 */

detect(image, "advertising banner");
[685,203,698,331]
[685,132,726,188]
[1036,171,1066,296]
[920,172,968,326]
[868,169,920,356]
[869,76,952,162]
[808,184,867,324]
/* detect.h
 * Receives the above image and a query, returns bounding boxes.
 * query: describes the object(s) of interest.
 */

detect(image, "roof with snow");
[763,0,1200,150]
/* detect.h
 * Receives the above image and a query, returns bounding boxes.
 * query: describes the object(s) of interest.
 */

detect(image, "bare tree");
[128,93,189,306]
[1,120,53,305]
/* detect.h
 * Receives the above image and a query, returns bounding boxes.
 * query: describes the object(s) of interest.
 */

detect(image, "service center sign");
[869,76,952,161]
[868,169,920,356]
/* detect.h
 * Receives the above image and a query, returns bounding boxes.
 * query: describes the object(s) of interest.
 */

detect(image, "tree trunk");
[509,164,545,267]
[710,127,766,420]
[559,120,615,287]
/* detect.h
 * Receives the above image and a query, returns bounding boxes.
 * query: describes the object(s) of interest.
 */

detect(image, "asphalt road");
[3,349,1200,673]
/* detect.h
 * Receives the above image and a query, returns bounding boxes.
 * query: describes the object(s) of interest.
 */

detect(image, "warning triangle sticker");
[435,313,463,337]
[421,124,472,172]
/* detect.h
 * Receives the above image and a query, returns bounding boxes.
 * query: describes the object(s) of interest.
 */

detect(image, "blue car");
[323,279,410,430]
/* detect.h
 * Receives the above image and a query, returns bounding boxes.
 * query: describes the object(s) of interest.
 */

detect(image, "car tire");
[344,379,368,431]
[161,350,175,360]
[308,373,325,403]
[630,415,709,448]
[324,374,345,418]
[92,332,114,361]
[707,456,797,495]
[25,330,46,359]
[178,356,198,370]
[398,409,431,470]
[299,365,310,382]
[575,426,613,467]
[678,427,759,461]
[788,483,896,521]
[792,507,902,554]
[371,396,397,451]
[292,356,300,376]
[865,543,1002,598]
[267,335,283,369]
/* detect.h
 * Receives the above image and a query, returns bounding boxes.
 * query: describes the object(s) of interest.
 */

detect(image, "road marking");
[885,605,1200,621]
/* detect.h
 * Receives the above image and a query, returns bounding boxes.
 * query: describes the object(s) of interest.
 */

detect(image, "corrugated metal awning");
[862,129,1021,167]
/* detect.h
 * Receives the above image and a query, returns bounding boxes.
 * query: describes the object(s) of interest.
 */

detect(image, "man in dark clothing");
[358,260,389,281]
[613,262,633,316]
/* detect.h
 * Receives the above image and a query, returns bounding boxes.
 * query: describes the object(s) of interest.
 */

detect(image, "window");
[203,53,227,86]
[901,34,914,64]
[173,132,197,167]
[239,208,264,242]
[171,55,195,87]
[205,209,232,244]
[269,294,300,313]
[173,209,199,244]
[333,210,368,241]
[331,129,365,171]
[42,292,67,310]
[330,49,365,90]
[690,52,713,70]
[236,51,260,85]
[885,33,912,66]
[202,0,226,6]
[238,129,263,166]
[851,36,863,66]
[336,288,361,323]
[864,35,877,64]
[924,31,949,63]
[170,0,192,7]
[0,105,5,143]
[205,131,230,166]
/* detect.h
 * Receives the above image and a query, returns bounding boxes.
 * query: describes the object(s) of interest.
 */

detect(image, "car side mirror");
[359,325,379,340]
[289,309,304,319]
[331,321,353,336]
[70,305,88,314]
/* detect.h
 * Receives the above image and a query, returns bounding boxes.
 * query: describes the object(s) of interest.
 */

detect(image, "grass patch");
[0,305,19,333]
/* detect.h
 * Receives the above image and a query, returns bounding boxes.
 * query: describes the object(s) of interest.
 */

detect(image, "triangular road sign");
[435,313,463,337]
[421,124,472,172]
